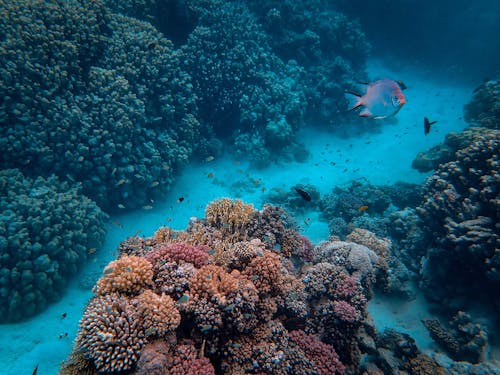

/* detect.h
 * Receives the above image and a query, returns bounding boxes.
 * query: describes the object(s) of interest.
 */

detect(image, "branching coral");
[205,198,255,240]
[464,79,499,129]
[289,330,345,375]
[133,289,181,337]
[96,255,153,295]
[76,293,145,373]
[242,250,284,297]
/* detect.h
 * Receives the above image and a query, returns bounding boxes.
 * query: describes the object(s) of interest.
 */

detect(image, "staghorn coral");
[205,198,255,240]
[0,169,106,322]
[76,293,145,373]
[96,255,153,295]
[133,289,181,337]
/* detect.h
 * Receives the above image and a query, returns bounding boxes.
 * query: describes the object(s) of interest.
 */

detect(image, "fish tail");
[345,92,363,111]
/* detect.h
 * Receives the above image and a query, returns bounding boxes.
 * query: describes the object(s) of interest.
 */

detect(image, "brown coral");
[95,255,153,295]
[189,264,240,305]
[205,198,255,239]
[133,289,181,337]
[76,293,145,373]
[242,250,284,297]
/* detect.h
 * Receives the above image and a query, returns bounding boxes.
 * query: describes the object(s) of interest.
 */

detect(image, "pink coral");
[333,300,359,323]
[298,235,315,262]
[289,330,345,375]
[145,242,210,268]
[170,344,215,375]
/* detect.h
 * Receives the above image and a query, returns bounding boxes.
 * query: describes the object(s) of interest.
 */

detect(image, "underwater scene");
[0,0,499,374]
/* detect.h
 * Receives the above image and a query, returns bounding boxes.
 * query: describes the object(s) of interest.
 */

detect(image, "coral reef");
[319,181,393,238]
[417,127,500,313]
[360,328,449,375]
[464,79,499,129]
[0,1,200,211]
[76,293,146,373]
[246,0,370,125]
[63,199,397,373]
[181,0,307,167]
[422,311,488,364]
[412,127,494,172]
[95,255,153,295]
[0,169,106,322]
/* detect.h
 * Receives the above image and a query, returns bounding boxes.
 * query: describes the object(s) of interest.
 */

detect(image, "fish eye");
[392,96,400,106]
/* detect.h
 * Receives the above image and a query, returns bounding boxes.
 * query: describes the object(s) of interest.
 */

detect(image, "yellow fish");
[358,205,369,212]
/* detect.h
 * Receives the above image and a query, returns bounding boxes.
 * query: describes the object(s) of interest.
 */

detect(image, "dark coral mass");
[0,169,106,322]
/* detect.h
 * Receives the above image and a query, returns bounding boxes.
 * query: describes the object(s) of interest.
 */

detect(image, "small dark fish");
[61,312,67,319]
[32,364,39,375]
[177,197,184,203]
[424,117,437,136]
[294,187,311,202]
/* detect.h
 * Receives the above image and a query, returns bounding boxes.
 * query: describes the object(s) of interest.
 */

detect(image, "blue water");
[0,1,498,374]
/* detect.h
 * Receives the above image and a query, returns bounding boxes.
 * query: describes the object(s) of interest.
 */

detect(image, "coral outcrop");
[0,169,106,322]
[63,199,394,373]
[417,127,499,312]
[464,79,499,129]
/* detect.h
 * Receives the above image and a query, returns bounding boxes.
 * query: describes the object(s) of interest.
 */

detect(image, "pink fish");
[347,79,406,119]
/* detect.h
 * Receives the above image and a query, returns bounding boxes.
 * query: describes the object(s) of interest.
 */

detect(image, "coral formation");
[0,169,106,322]
[0,0,200,212]
[76,293,145,373]
[95,255,153,295]
[422,311,488,364]
[64,199,396,373]
[464,79,499,129]
[417,127,499,312]
[246,0,370,125]
[412,127,495,172]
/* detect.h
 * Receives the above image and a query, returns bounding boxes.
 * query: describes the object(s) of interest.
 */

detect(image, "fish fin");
[429,120,437,125]
[359,108,373,117]
[345,92,363,111]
